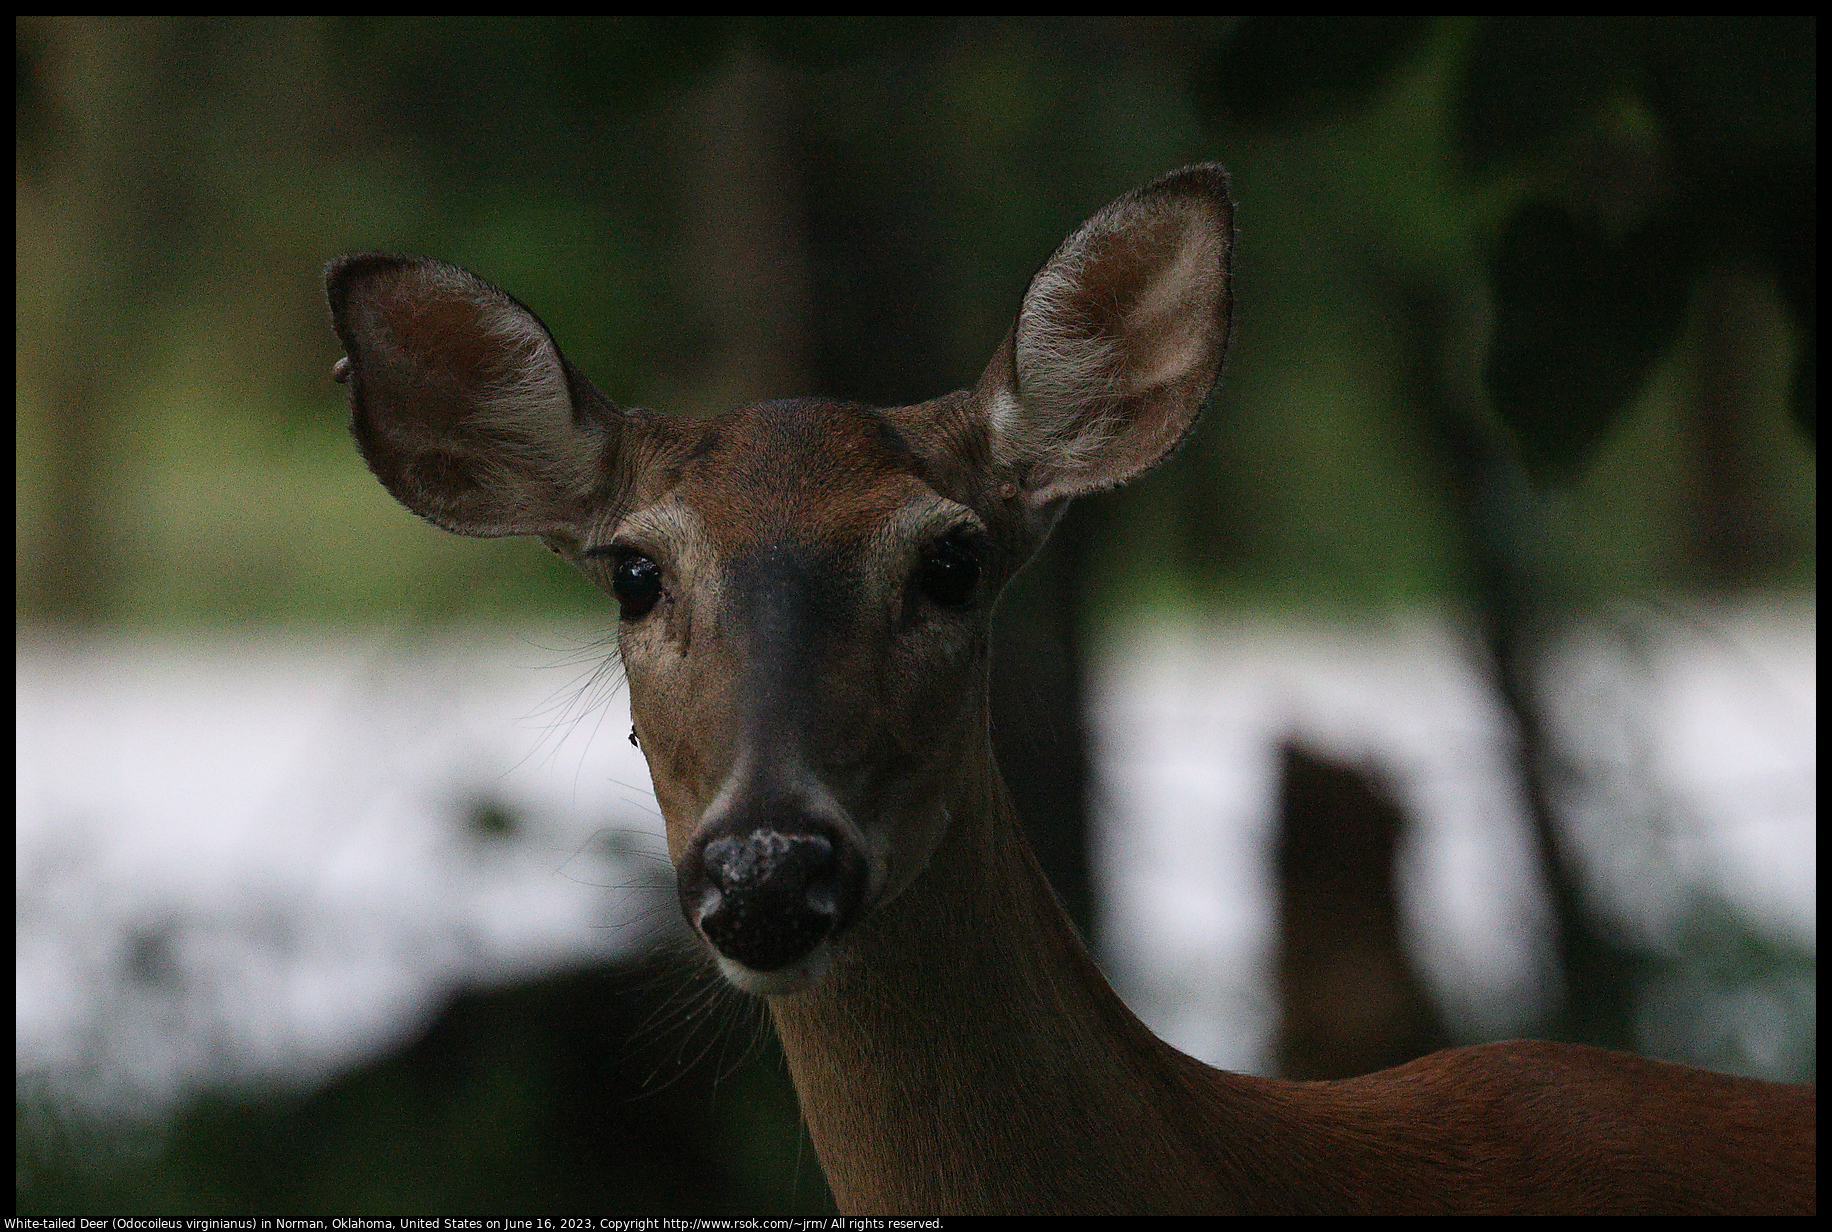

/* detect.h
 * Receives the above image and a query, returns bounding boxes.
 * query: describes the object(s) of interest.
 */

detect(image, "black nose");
[680,821,866,973]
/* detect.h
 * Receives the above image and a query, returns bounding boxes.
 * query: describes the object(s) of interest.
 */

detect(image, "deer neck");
[765,725,1253,1214]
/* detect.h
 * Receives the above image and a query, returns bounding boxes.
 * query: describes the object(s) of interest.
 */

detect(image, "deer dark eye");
[611,552,664,620]
[916,534,982,609]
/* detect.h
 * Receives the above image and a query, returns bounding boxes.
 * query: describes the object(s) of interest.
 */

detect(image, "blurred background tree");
[16,16,1813,1214]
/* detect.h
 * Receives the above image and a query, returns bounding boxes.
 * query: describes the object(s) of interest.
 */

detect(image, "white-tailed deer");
[326,166,1814,1214]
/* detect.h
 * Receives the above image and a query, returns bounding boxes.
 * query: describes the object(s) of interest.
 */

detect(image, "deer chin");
[714,941,833,996]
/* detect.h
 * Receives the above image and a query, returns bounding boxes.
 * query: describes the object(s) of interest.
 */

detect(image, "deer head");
[326,165,1233,996]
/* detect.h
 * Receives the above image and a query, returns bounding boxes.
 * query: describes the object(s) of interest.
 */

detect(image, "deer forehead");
[615,399,981,569]
[677,400,927,537]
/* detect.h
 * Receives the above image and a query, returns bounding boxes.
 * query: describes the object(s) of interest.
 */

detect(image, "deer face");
[589,398,1021,991]
[327,164,1232,996]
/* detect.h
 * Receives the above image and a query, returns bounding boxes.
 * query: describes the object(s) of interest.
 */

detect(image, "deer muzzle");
[678,812,869,984]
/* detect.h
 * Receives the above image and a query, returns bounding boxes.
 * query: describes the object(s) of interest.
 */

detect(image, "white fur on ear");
[460,272,606,511]
[1007,260,1127,463]
[985,165,1233,504]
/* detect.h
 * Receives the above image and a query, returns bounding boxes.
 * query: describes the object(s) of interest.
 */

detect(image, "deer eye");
[611,552,664,620]
[916,534,982,609]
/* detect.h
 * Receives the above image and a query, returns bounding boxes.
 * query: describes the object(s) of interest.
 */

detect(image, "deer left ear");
[325,253,617,539]
[978,164,1234,508]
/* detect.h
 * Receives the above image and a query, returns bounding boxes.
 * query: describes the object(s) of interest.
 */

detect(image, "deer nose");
[680,821,867,973]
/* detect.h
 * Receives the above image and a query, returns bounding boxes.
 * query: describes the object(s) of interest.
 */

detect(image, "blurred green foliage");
[16,16,1812,629]
[1459,17,1816,481]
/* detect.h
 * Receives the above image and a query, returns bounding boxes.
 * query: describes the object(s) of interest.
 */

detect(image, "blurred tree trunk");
[1274,744,1451,1079]
[669,48,812,415]
[17,18,179,624]
[1397,277,1646,1050]
[1689,265,1793,589]
[990,502,1097,938]
[20,17,344,626]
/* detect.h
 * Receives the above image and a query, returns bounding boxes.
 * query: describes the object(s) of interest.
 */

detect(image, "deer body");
[327,166,1814,1214]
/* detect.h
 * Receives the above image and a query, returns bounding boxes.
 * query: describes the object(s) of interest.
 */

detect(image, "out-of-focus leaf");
[742,16,939,71]
[332,17,732,175]
[1642,17,1815,173]
[1197,16,1433,129]
[1643,19,1815,451]
[1773,185,1816,448]
[1485,202,1692,484]
[1456,18,1636,172]
[16,22,57,171]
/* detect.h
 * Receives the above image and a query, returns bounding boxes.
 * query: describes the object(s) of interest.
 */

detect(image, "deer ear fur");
[978,164,1234,508]
[325,253,612,538]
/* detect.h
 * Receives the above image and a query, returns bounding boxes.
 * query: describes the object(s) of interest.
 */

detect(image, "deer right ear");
[325,254,618,538]
[978,165,1234,510]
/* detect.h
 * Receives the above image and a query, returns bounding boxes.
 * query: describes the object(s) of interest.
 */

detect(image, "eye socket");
[916,533,982,609]
[610,551,664,620]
